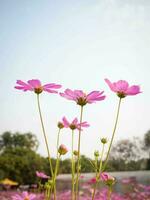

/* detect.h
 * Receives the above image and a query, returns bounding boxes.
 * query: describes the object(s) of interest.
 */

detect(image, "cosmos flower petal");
[105,79,116,92]
[14,86,32,91]
[86,91,102,99]
[86,91,105,102]
[15,80,33,91]
[72,117,78,125]
[115,80,129,92]
[65,89,76,98]
[74,90,85,98]
[87,96,106,103]
[62,117,70,127]
[43,88,58,93]
[16,80,31,87]
[126,85,141,95]
[22,191,28,198]
[27,79,41,88]
[80,121,90,127]
[43,83,62,89]
[60,93,75,100]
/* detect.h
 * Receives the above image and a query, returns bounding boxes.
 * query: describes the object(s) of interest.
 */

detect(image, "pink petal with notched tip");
[16,80,31,87]
[15,80,33,91]
[126,85,141,95]
[43,83,62,89]
[42,88,58,93]
[27,79,41,88]
[60,89,76,100]
[60,92,74,100]
[86,91,102,100]
[65,89,76,97]
[80,121,90,127]
[87,96,106,103]
[105,78,116,92]
[62,117,70,127]
[14,86,32,91]
[72,117,78,125]
[74,90,85,98]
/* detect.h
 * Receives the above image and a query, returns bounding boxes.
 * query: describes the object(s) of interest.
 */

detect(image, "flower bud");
[57,122,64,129]
[58,144,68,155]
[94,150,99,157]
[73,150,79,156]
[101,138,108,144]
[100,172,115,186]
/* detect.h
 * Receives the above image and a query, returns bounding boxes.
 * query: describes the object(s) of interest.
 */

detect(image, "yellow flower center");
[24,197,29,200]
[34,86,43,94]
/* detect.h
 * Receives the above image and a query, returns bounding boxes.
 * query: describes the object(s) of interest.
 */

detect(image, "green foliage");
[80,155,93,172]
[0,130,150,185]
[0,146,47,184]
[144,130,150,169]
[0,131,39,152]
[0,131,45,184]
[144,130,150,148]
[59,159,71,174]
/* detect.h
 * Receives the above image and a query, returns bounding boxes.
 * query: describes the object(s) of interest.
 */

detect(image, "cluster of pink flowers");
[14,78,142,200]
[15,78,141,99]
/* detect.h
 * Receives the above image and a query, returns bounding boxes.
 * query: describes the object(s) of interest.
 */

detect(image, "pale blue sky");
[0,0,150,158]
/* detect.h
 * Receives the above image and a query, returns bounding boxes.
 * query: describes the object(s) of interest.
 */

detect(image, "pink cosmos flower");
[36,171,50,179]
[62,116,90,130]
[100,172,115,182]
[12,191,36,200]
[105,78,141,98]
[60,89,106,106]
[15,79,61,94]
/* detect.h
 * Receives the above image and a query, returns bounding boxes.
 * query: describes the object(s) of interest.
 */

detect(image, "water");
[57,170,150,192]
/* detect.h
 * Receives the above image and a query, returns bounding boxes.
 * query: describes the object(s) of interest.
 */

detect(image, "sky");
[0,0,150,158]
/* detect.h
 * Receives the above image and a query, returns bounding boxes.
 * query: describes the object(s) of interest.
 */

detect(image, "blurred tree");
[110,138,142,163]
[0,147,47,184]
[80,155,93,172]
[144,130,150,157]
[144,130,150,169]
[0,131,39,152]
[59,159,71,174]
[0,131,45,184]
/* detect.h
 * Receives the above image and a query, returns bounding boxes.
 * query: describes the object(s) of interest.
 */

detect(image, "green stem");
[53,128,61,200]
[56,129,61,162]
[91,182,98,200]
[108,186,112,200]
[103,98,122,171]
[71,130,75,200]
[37,94,54,177]
[53,154,61,200]
[91,144,105,200]
[99,144,105,173]
[75,106,84,200]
